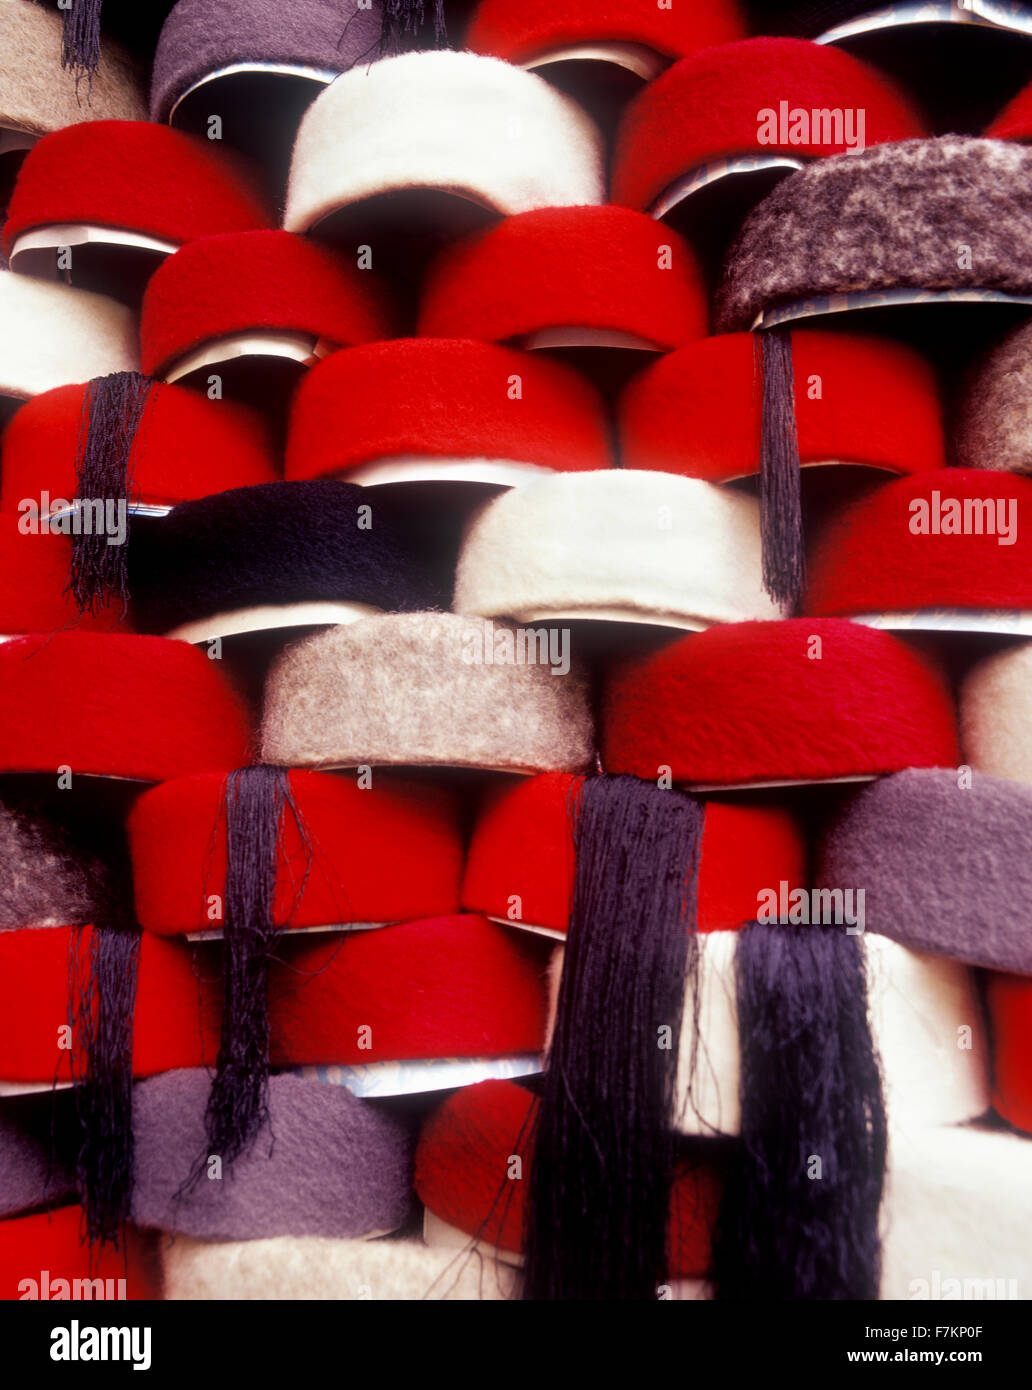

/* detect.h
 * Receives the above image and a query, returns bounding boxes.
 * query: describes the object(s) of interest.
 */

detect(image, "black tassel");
[201,766,312,1173]
[713,923,887,1300]
[522,776,704,1301]
[58,0,105,86]
[69,885,140,1249]
[758,327,806,609]
[67,372,156,618]
[379,0,447,54]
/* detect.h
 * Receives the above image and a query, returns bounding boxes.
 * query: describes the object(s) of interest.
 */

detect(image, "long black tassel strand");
[380,0,447,54]
[713,923,888,1300]
[523,776,704,1300]
[69,856,140,1248]
[202,766,313,1172]
[758,326,806,610]
[68,372,156,617]
[57,0,105,85]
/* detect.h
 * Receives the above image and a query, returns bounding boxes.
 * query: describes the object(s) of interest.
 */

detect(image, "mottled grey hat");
[718,137,1032,331]
[150,0,383,124]
[0,794,108,931]
[955,317,1032,474]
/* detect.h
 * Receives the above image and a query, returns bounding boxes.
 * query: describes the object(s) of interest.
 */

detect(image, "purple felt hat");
[0,1094,76,1219]
[130,1070,415,1241]
[150,0,383,124]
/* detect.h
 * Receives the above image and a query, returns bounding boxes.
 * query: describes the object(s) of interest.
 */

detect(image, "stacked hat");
[0,269,138,406]
[718,137,1032,332]
[139,230,399,383]
[613,37,925,220]
[151,0,383,167]
[126,481,439,641]
[0,1091,77,1219]
[283,51,605,240]
[418,205,709,352]
[0,1205,157,1301]
[602,618,958,789]
[466,0,748,78]
[261,612,594,775]
[0,514,132,639]
[285,339,612,487]
[956,317,1032,474]
[960,642,1032,785]
[453,470,784,629]
[4,121,271,293]
[803,470,1032,627]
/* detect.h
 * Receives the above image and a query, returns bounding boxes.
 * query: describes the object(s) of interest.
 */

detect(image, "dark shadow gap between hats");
[9,240,169,311]
[161,348,307,436]
[525,56,650,147]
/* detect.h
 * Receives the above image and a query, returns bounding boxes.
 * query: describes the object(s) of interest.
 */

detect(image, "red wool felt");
[285,339,612,482]
[266,915,548,1067]
[0,515,132,637]
[985,82,1032,141]
[602,619,959,787]
[612,37,926,212]
[0,1206,157,1300]
[418,205,709,348]
[619,330,945,482]
[2,120,271,256]
[0,926,220,1083]
[129,770,465,937]
[804,470,1032,617]
[0,381,279,512]
[139,230,401,378]
[461,771,807,933]
[414,1078,723,1274]
[466,0,747,65]
[0,632,251,781]
[987,973,1032,1134]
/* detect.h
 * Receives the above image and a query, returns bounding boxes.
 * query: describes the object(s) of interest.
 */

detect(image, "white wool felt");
[454,470,785,628]
[283,50,605,234]
[0,271,139,400]
[960,641,1032,785]
[546,932,989,1137]
[161,1233,520,1300]
[881,1125,1032,1300]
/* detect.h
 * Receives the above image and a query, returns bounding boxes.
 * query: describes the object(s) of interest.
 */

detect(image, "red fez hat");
[0,1206,157,1301]
[986,973,1032,1133]
[0,515,132,639]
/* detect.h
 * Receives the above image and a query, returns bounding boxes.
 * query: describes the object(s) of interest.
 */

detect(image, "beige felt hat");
[261,612,595,776]
[960,640,1032,785]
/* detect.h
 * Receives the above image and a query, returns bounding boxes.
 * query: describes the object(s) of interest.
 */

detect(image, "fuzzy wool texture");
[1,380,278,513]
[0,269,138,401]
[0,1,146,136]
[461,773,806,934]
[0,794,107,929]
[139,230,399,378]
[0,1205,157,1301]
[466,0,746,64]
[547,930,989,1138]
[613,37,925,212]
[454,470,784,628]
[127,481,439,635]
[283,50,605,234]
[880,1125,1032,1298]
[803,470,1032,616]
[0,514,132,638]
[619,329,945,482]
[285,338,612,481]
[129,768,463,936]
[960,643,1032,786]
[161,1232,520,1299]
[3,120,271,257]
[131,1070,413,1241]
[987,973,1032,1132]
[418,206,709,348]
[150,0,383,123]
[817,768,1032,973]
[0,1097,76,1218]
[0,925,221,1083]
[414,1078,723,1277]
[265,915,548,1067]
[261,612,594,775]
[717,137,1032,332]
[602,619,959,787]
[0,632,251,782]
[955,318,1032,475]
